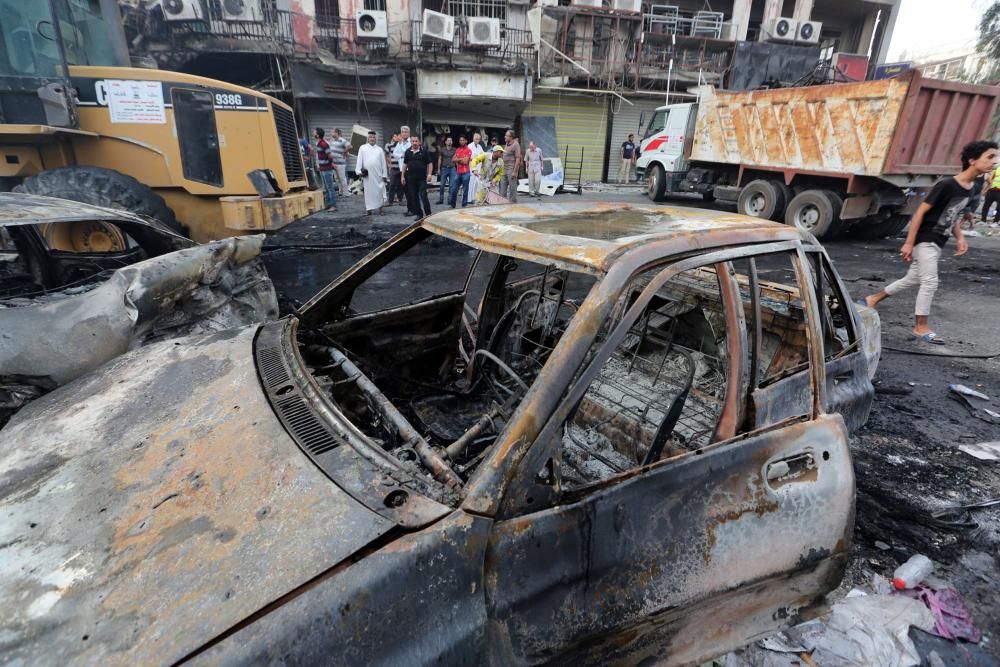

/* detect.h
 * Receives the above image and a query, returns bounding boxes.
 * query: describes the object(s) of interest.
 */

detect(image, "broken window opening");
[558,264,732,491]
[296,234,597,491]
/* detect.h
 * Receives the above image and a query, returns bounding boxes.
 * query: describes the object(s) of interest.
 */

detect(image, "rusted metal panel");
[692,71,1000,179]
[0,327,397,666]
[692,76,913,177]
[193,511,491,666]
[883,70,1000,175]
[485,414,854,666]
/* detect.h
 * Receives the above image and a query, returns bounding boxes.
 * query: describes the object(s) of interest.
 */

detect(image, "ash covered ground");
[264,189,1000,658]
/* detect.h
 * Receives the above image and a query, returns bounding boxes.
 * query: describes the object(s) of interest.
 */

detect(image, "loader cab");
[0,0,126,127]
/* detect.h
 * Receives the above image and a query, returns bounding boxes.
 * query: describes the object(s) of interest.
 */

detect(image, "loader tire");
[15,166,182,235]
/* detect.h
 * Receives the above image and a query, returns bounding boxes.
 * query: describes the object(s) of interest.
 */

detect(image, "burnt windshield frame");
[172,88,223,187]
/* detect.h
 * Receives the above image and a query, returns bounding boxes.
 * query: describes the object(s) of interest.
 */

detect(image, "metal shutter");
[605,97,665,183]
[523,92,609,183]
[305,106,385,175]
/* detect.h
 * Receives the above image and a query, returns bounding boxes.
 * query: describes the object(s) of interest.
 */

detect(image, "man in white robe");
[356,130,388,216]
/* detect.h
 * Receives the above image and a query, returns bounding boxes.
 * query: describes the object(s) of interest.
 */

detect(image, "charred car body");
[1,202,878,665]
[0,193,277,423]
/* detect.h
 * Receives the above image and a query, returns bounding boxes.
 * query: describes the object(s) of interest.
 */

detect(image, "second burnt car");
[1,202,878,666]
[0,193,277,423]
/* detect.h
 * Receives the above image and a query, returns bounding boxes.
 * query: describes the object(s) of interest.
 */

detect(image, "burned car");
[0,193,277,422]
[1,202,878,666]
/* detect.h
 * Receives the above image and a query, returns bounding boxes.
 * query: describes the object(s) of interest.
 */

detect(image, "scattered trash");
[893,554,934,590]
[948,384,990,401]
[875,540,892,551]
[898,585,982,643]
[958,441,1000,461]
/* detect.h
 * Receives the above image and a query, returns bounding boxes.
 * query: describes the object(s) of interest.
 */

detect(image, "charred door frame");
[481,242,852,665]
[465,239,828,519]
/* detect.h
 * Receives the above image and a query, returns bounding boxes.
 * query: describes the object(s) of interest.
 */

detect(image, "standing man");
[501,129,522,203]
[314,128,337,211]
[981,164,1000,225]
[401,135,433,220]
[392,126,415,215]
[861,140,998,345]
[450,135,472,208]
[357,130,388,217]
[524,141,544,198]
[329,128,351,198]
[619,134,637,184]
[469,132,485,199]
[436,136,457,205]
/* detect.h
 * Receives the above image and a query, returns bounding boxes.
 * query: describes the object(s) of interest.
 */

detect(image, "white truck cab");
[635,103,715,202]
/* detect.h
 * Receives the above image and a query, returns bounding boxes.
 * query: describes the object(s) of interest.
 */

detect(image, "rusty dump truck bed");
[690,70,1000,178]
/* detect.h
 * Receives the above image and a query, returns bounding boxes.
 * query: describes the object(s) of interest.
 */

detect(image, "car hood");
[0,326,398,666]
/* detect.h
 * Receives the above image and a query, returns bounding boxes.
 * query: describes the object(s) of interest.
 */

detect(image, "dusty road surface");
[264,189,1000,659]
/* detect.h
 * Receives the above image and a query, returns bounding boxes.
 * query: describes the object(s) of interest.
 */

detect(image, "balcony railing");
[153,5,297,48]
[407,20,535,63]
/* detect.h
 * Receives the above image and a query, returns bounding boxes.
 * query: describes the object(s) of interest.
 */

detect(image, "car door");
[806,249,874,432]
[484,248,854,666]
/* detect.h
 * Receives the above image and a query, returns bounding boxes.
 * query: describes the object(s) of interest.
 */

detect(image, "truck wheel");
[785,189,844,239]
[647,164,666,202]
[15,166,182,237]
[737,180,785,221]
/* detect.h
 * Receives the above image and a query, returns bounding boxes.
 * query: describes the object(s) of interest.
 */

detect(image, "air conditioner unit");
[158,0,204,21]
[467,17,501,48]
[356,10,388,40]
[797,20,822,45]
[220,0,261,22]
[571,0,602,8]
[612,0,641,13]
[763,17,798,43]
[422,9,455,44]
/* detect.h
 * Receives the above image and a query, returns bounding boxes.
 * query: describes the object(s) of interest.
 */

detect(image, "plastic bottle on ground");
[893,554,933,590]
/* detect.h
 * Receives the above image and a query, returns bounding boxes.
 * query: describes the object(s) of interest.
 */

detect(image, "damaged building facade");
[127,0,900,182]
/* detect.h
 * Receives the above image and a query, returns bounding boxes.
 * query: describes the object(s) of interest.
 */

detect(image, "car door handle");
[766,452,817,490]
[832,372,854,384]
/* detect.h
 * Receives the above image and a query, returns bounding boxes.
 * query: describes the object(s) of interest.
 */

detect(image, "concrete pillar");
[875,1,901,65]
[792,0,813,22]
[731,0,751,41]
[857,10,880,56]
[758,0,783,40]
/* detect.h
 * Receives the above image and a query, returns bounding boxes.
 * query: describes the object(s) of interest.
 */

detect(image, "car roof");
[0,192,159,227]
[422,201,803,275]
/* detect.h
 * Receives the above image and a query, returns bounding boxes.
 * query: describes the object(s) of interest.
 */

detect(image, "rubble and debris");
[899,585,983,643]
[958,441,1000,461]
[949,384,991,401]
[893,553,934,590]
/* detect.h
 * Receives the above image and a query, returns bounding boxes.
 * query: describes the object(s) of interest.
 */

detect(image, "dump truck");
[636,71,1000,239]
[0,0,322,248]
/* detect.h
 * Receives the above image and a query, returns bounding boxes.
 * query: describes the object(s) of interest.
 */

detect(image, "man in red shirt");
[313,128,337,211]
[450,136,472,208]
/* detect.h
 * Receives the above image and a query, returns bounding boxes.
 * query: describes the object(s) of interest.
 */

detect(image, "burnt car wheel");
[737,179,786,221]
[785,189,844,239]
[42,219,128,253]
[15,166,183,239]
[647,164,666,202]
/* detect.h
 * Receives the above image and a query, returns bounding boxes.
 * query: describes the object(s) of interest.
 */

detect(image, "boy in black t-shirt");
[862,140,998,344]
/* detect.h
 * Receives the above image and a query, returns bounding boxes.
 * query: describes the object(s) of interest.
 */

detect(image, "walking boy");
[861,140,998,344]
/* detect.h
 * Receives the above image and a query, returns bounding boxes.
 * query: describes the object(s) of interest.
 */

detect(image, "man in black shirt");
[862,140,998,344]
[619,134,637,184]
[401,135,434,220]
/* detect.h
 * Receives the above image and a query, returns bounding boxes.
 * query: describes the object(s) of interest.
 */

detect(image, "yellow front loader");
[0,0,322,248]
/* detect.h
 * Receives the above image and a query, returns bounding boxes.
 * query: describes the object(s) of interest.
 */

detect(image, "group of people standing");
[303,125,549,221]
